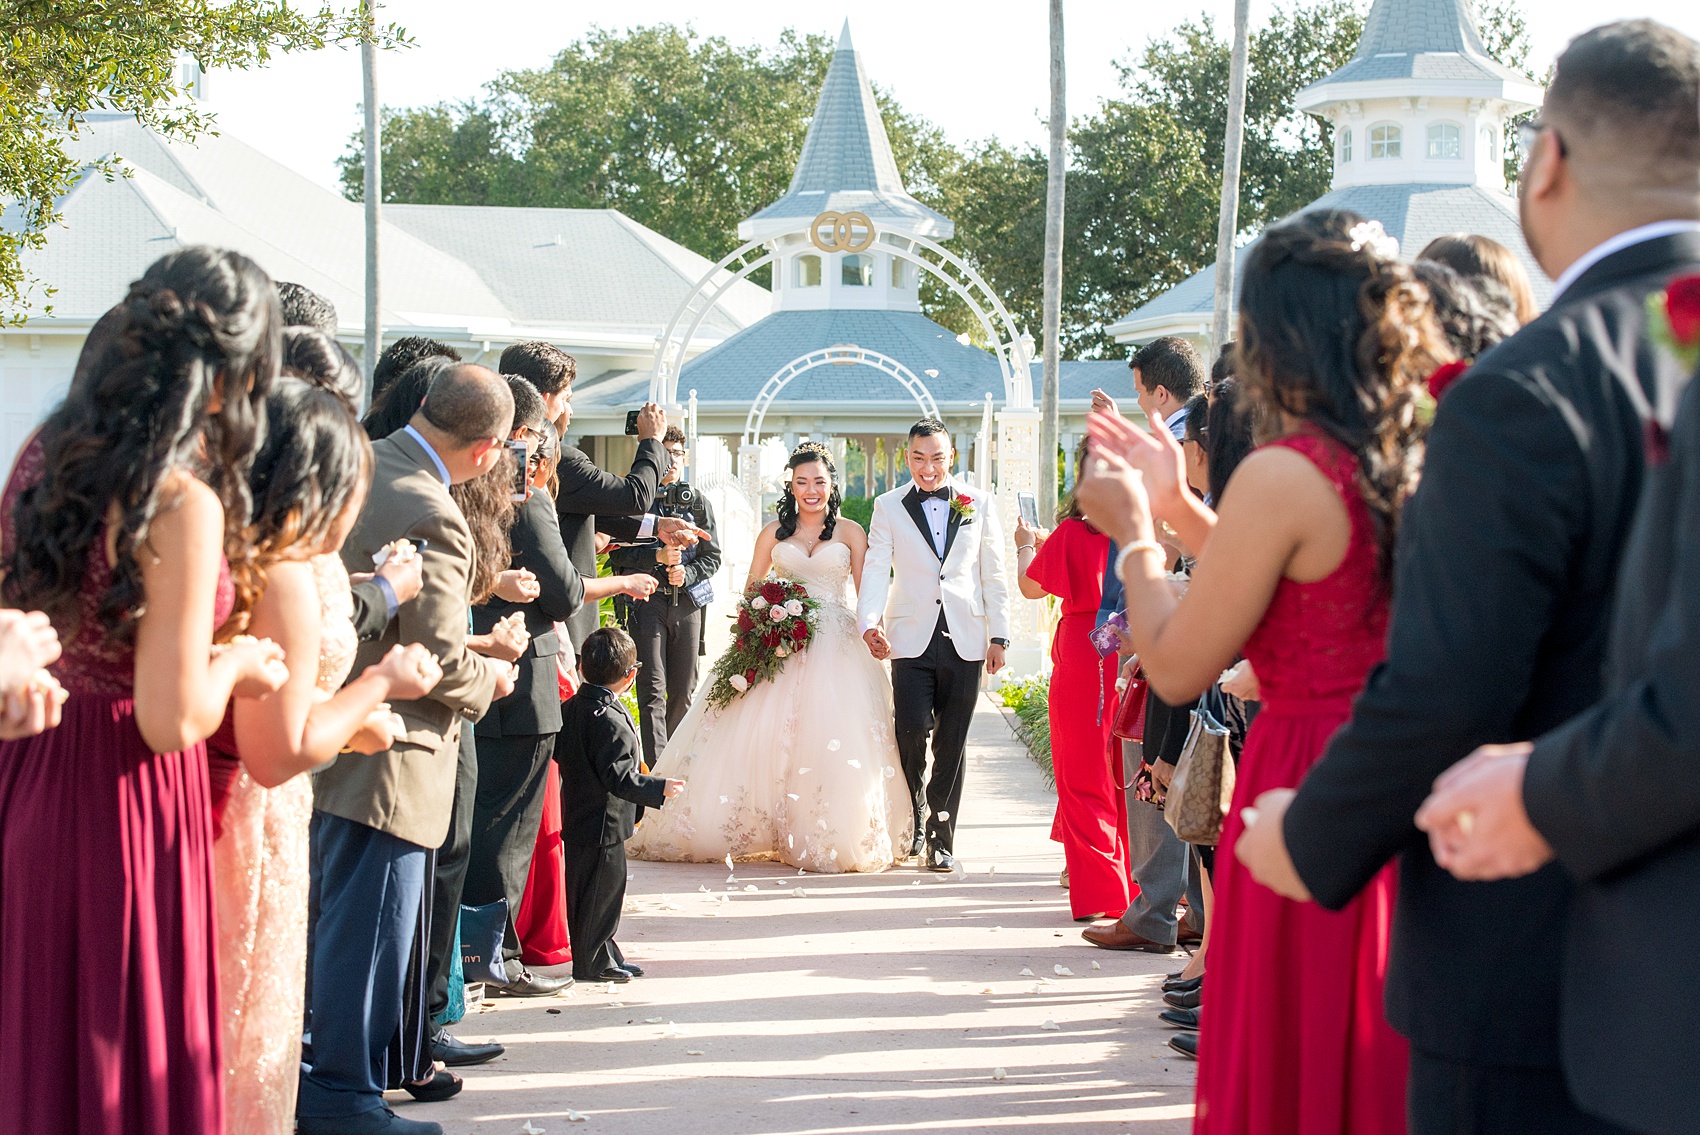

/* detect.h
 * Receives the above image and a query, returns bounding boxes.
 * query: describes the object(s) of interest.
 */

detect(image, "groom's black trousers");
[892,612,983,853]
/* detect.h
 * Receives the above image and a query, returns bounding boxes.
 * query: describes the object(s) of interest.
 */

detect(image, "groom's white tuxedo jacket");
[857,481,1012,662]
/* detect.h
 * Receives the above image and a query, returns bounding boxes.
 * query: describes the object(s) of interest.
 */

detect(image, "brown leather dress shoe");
[1080,921,1177,953]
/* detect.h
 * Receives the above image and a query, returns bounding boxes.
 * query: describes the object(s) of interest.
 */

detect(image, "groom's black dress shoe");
[297,1108,443,1135]
[926,846,956,872]
[403,1069,463,1103]
[618,960,645,977]
[430,1030,504,1067]
[906,832,926,861]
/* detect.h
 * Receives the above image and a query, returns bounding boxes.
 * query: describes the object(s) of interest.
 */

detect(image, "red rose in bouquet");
[736,609,755,632]
[760,581,787,605]
[705,577,824,708]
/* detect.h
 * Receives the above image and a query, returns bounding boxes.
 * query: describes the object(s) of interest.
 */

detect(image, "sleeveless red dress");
[1193,434,1407,1135]
[0,438,231,1135]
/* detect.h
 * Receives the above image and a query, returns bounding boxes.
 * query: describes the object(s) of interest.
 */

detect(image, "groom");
[860,419,1012,871]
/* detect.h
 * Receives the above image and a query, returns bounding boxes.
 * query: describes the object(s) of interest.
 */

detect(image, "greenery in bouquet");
[705,578,821,710]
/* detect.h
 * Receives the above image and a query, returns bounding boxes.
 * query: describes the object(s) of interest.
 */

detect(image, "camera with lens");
[660,482,696,510]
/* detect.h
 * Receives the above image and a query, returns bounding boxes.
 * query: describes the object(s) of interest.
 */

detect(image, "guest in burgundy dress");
[1015,463,1133,922]
[1080,210,1446,1134]
[0,248,286,1135]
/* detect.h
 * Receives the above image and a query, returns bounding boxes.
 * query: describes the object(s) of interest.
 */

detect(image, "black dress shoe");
[1158,1007,1199,1029]
[1162,974,1203,994]
[926,846,956,873]
[619,961,645,977]
[430,1030,504,1067]
[905,831,926,860]
[489,967,572,997]
[1163,985,1203,1010]
[581,966,633,984]
[298,1108,444,1134]
[1168,1032,1199,1059]
[403,1069,463,1103]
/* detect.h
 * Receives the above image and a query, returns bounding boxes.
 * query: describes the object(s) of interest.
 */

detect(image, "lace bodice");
[770,540,854,605]
[310,553,358,693]
[1239,433,1389,710]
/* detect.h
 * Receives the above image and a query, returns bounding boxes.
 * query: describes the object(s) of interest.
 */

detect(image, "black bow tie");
[915,487,952,501]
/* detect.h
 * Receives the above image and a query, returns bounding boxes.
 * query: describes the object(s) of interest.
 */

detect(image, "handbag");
[1112,672,1148,742]
[1164,688,1235,846]
[458,898,510,987]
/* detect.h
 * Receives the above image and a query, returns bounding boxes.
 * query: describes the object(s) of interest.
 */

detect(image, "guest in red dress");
[1079,210,1448,1134]
[0,247,287,1135]
[1016,457,1133,922]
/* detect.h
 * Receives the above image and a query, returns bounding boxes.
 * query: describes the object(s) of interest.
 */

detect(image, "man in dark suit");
[498,341,709,651]
[1234,21,1700,1134]
[608,426,722,767]
[464,377,584,997]
[302,364,518,1135]
[555,627,684,983]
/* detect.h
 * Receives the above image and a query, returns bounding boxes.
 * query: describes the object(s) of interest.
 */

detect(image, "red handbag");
[1112,674,1148,742]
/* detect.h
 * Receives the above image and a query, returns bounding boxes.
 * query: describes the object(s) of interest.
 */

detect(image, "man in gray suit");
[299,365,518,1135]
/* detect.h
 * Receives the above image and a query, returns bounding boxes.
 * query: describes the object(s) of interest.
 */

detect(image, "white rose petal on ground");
[644,1017,663,1024]
[1018,967,1034,977]
[1091,961,1101,970]
[565,1109,588,1123]
[1054,965,1073,976]
[827,739,841,751]
[522,1122,546,1134]
[793,887,809,897]
[724,854,734,870]
[925,917,934,924]
[686,1049,705,1056]
[992,1068,1007,1081]
[1040,1020,1060,1031]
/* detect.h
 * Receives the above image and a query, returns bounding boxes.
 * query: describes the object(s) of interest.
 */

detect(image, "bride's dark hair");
[775,442,843,542]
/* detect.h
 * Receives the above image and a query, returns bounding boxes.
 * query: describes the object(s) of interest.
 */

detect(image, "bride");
[628,442,913,873]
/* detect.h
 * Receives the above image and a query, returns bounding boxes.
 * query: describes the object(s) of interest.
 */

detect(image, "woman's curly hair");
[775,441,842,542]
[4,247,279,642]
[1235,210,1451,584]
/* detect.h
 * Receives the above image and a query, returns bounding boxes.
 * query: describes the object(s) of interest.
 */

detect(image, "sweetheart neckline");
[774,540,852,562]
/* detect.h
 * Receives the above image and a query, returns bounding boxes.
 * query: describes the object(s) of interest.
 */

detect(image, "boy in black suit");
[557,627,684,983]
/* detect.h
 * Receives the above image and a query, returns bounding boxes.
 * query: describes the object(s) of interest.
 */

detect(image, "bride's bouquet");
[705,578,821,710]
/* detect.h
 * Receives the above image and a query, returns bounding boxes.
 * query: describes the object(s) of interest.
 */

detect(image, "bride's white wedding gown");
[628,540,914,873]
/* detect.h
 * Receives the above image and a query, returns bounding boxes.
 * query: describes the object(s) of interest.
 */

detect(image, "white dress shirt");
[919,490,949,557]
[1551,220,1700,302]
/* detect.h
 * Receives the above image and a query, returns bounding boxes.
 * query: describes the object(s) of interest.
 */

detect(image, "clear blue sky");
[202,1,1700,194]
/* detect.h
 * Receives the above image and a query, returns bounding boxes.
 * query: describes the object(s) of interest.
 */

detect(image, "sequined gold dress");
[628,541,913,872]
[211,554,359,1135]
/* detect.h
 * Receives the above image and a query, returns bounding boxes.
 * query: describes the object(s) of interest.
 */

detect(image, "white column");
[995,406,1046,679]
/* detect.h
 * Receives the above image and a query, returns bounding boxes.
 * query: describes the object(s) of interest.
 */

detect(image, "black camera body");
[660,481,696,510]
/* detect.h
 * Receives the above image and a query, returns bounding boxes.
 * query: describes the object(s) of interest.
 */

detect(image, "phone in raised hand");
[1017,491,1039,529]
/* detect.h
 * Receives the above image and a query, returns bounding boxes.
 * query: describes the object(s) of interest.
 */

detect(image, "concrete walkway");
[408,696,1197,1133]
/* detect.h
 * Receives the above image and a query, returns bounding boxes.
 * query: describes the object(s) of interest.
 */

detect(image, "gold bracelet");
[1115,539,1165,578]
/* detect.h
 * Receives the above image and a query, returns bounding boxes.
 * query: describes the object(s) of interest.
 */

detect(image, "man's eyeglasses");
[1517,119,1567,162]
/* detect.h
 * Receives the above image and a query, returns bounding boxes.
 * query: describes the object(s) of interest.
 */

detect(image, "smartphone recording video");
[506,438,529,502]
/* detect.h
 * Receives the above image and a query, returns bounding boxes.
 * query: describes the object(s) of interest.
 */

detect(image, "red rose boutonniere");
[949,493,975,522]
[1648,274,1700,373]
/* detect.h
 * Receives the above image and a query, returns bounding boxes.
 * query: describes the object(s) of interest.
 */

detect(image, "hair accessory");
[789,440,834,467]
[1347,220,1400,262]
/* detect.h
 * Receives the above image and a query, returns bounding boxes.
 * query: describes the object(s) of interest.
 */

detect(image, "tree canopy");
[346,2,1532,355]
[0,1,404,320]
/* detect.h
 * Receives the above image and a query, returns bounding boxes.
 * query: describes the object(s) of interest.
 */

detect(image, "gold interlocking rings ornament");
[809,211,876,254]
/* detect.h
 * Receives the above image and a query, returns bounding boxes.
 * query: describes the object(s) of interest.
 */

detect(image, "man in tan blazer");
[300,364,516,1135]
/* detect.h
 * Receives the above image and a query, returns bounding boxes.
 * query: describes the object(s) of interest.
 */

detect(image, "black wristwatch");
[990,637,1010,647]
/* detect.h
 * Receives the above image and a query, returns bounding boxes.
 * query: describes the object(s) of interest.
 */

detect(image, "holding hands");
[217,635,291,700]
[621,573,660,599]
[863,627,892,661]
[481,612,531,663]
[494,568,541,603]
[656,516,711,550]
[1414,743,1553,882]
[0,610,67,741]
[372,538,425,605]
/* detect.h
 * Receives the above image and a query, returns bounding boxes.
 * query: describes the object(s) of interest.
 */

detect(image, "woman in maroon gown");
[0,248,286,1135]
[1081,211,1447,1134]
[1015,455,1133,922]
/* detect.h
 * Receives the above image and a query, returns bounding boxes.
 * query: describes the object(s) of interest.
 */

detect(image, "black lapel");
[940,488,966,562]
[901,488,942,561]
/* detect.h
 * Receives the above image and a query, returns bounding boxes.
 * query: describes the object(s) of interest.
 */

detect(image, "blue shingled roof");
[1300,0,1529,92]
[1114,182,1552,333]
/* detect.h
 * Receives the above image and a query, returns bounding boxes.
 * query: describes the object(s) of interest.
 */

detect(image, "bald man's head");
[418,363,515,446]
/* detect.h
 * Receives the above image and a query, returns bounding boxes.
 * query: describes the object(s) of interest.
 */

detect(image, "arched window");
[1480,125,1498,162]
[890,257,908,288]
[796,254,822,288]
[842,254,873,287]
[1369,123,1401,159]
[1339,127,1353,163]
[1427,122,1462,159]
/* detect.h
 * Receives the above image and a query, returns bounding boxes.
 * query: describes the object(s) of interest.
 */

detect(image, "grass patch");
[998,675,1054,789]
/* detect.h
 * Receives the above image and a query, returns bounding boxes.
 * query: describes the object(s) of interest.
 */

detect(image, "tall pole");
[1211,0,1252,356]
[1040,0,1065,515]
[361,0,382,405]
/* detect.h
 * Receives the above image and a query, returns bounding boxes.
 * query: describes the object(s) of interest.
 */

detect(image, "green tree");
[0,0,403,320]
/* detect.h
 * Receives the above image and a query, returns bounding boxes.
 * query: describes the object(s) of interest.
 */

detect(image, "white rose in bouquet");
[769,605,787,623]
[784,599,804,617]
[729,674,749,692]
[751,596,769,611]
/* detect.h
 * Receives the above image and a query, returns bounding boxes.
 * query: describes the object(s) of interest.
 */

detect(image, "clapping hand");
[1074,444,1156,550]
[0,670,67,740]
[0,610,61,685]
[1086,409,1191,526]
[485,612,530,662]
[494,568,541,603]
[217,636,290,700]
[1089,388,1120,416]
[372,539,424,605]
[1415,743,1553,882]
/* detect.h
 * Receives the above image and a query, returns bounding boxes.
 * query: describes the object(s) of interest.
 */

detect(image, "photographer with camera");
[608,426,721,767]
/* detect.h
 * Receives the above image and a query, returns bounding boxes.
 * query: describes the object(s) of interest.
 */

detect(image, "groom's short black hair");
[908,418,949,442]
